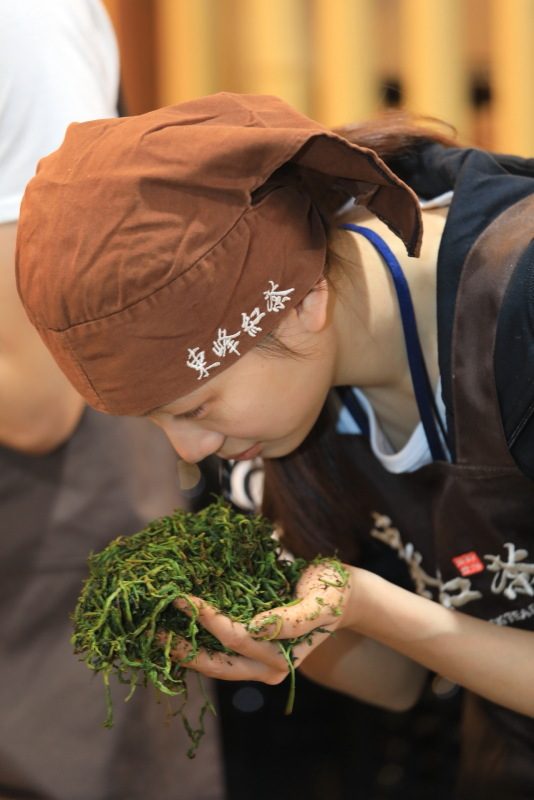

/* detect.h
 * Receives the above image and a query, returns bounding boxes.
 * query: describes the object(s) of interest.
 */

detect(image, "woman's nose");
[160,423,224,463]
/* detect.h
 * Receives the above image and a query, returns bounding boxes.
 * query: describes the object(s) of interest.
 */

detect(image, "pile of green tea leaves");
[72,498,347,756]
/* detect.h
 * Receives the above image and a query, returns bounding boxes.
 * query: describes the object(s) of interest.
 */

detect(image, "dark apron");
[341,196,534,799]
[0,409,224,800]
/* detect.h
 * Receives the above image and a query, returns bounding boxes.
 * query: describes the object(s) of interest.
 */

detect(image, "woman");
[16,92,534,798]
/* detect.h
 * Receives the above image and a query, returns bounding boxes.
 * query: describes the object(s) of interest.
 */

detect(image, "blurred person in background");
[0,2,225,798]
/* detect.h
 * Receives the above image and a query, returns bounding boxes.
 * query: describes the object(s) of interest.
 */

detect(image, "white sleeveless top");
[335,382,450,474]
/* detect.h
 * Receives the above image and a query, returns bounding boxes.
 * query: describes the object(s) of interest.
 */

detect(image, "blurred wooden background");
[102,0,534,156]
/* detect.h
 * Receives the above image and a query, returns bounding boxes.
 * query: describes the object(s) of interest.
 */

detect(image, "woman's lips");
[226,442,262,461]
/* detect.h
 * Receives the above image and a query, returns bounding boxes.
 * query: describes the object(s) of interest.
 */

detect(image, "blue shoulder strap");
[339,223,447,461]
[337,385,370,438]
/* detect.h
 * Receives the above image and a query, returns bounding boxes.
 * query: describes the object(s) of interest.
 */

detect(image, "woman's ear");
[296,277,330,333]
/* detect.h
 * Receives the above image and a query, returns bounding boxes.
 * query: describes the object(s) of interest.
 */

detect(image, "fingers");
[163,632,289,684]
[248,560,350,642]
[159,560,350,681]
[168,596,289,680]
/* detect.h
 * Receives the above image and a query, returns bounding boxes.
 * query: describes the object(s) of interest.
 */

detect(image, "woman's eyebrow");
[141,395,211,419]
[140,405,161,418]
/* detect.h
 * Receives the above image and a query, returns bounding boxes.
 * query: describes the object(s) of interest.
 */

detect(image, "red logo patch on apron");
[452,551,485,576]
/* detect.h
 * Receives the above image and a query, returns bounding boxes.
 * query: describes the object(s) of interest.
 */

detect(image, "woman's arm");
[255,564,534,716]
[166,563,428,713]
[169,561,534,717]
[342,567,534,716]
[298,628,428,712]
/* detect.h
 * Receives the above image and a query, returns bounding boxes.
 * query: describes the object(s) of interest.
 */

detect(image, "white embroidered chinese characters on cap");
[186,280,295,380]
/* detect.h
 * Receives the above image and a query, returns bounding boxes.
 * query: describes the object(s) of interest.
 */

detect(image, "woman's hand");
[164,559,354,685]
[163,558,534,716]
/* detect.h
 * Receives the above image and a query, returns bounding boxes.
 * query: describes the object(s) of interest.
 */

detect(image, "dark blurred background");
[216,671,462,800]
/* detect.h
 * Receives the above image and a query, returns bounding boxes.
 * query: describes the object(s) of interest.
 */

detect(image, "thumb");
[248,559,350,640]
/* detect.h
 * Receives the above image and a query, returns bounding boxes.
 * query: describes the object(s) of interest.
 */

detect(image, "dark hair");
[331,109,457,158]
[261,111,457,563]
[262,396,368,562]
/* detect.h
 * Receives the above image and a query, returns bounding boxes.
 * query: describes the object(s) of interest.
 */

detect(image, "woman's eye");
[180,405,205,420]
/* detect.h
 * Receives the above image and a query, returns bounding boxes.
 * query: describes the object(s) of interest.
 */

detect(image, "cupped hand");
[162,559,353,685]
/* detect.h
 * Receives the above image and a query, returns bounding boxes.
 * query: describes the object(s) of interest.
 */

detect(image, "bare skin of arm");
[297,628,428,712]
[0,222,84,453]
[167,561,534,717]
[341,567,534,716]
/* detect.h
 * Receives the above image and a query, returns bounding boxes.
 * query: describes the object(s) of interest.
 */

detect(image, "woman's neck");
[331,207,447,449]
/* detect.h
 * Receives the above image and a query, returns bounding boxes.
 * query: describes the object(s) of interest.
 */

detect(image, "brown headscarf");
[16,92,421,415]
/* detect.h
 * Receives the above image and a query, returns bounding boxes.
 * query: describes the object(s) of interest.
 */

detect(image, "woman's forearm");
[299,627,428,712]
[346,566,534,716]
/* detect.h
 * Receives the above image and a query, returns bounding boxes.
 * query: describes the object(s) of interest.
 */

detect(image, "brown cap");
[16,92,421,415]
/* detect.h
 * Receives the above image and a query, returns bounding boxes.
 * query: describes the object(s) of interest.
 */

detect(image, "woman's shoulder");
[496,237,534,480]
[389,141,534,202]
[425,144,534,480]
